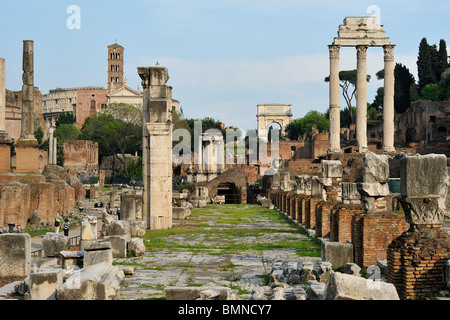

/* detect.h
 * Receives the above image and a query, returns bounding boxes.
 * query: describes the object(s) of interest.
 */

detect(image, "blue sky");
[1,0,449,132]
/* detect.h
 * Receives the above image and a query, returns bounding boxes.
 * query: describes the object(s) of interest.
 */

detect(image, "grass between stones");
[140,204,321,257]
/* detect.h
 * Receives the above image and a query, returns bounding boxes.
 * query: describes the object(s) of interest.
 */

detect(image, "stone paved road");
[116,204,321,300]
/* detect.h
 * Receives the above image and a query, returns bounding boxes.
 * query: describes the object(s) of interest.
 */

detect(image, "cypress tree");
[417,38,436,91]
[438,39,449,79]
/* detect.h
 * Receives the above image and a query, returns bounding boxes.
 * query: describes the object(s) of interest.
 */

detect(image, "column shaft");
[0,58,5,132]
[383,45,396,153]
[328,45,341,154]
[356,45,368,152]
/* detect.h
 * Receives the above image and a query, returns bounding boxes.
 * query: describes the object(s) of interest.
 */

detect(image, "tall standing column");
[20,40,36,141]
[382,45,396,153]
[328,45,341,154]
[0,58,12,173]
[138,66,173,230]
[0,58,6,133]
[16,40,39,174]
[356,45,368,153]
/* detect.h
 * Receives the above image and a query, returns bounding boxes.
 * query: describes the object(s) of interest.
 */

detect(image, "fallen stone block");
[58,251,84,269]
[42,233,70,257]
[106,220,131,238]
[32,257,59,271]
[56,262,125,300]
[104,235,128,258]
[128,238,145,257]
[0,233,31,278]
[81,217,97,240]
[324,272,399,300]
[172,207,190,220]
[321,240,353,269]
[165,286,236,300]
[306,280,326,300]
[343,263,361,277]
[30,268,64,300]
[83,241,113,267]
[129,220,146,237]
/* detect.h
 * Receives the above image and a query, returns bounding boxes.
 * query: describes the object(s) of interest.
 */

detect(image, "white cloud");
[129,50,418,131]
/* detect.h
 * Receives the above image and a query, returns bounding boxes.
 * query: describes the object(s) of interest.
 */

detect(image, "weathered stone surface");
[363,152,389,184]
[56,262,125,300]
[400,154,448,197]
[106,220,131,238]
[324,272,399,300]
[400,196,446,225]
[104,235,128,258]
[172,207,190,220]
[33,257,58,270]
[322,160,343,178]
[28,210,41,225]
[81,217,97,240]
[83,240,112,251]
[321,240,353,269]
[128,238,145,257]
[343,263,361,277]
[83,249,113,267]
[0,233,31,278]
[129,220,146,237]
[306,280,326,300]
[357,182,390,197]
[42,233,70,257]
[30,268,64,300]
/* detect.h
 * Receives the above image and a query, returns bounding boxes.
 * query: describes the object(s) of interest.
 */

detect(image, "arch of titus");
[328,17,395,154]
[257,104,292,142]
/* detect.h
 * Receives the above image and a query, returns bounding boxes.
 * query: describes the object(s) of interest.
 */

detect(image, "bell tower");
[107,43,124,92]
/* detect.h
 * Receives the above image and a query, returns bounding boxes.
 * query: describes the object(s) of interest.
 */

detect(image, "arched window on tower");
[116,53,120,60]
[111,53,115,60]
[90,100,96,110]
[111,65,115,72]
[116,65,120,71]
[116,77,119,83]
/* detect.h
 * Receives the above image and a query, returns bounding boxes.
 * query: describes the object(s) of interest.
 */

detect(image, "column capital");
[356,45,368,59]
[383,44,395,62]
[328,45,340,59]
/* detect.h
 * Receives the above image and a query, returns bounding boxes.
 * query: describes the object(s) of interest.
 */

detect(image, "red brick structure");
[387,225,450,299]
[305,196,322,229]
[330,205,363,242]
[315,201,337,238]
[352,212,407,268]
[63,140,99,173]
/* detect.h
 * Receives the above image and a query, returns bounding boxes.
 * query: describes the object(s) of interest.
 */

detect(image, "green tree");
[438,39,449,78]
[34,126,44,144]
[56,112,76,126]
[417,38,437,92]
[80,113,141,177]
[395,63,418,113]
[284,110,329,140]
[54,124,80,142]
[420,83,441,101]
[325,70,371,124]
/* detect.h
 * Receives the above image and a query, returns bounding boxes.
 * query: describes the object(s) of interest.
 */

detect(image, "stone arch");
[217,182,240,204]
[257,104,292,142]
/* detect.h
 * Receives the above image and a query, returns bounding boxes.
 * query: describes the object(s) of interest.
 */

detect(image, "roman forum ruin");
[328,16,395,154]
[0,13,449,303]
